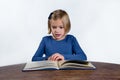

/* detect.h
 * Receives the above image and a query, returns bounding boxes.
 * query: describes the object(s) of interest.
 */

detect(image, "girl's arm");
[63,53,87,60]
[63,36,87,60]
[32,38,47,61]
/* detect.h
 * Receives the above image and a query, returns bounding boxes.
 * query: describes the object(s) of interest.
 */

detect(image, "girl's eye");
[60,26,64,29]
[52,26,57,29]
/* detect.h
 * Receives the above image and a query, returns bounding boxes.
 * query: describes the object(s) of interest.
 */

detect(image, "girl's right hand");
[48,53,64,61]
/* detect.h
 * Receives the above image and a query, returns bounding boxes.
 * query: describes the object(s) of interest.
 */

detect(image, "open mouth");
[55,34,61,37]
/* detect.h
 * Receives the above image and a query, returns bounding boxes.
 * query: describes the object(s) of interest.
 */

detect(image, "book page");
[23,61,59,71]
[58,60,96,69]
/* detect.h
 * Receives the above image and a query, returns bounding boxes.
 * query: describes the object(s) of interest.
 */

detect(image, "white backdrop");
[0,0,120,66]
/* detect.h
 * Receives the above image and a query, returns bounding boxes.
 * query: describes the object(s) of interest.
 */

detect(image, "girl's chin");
[53,35,66,40]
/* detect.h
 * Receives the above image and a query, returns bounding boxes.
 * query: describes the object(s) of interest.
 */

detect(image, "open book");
[22,60,96,71]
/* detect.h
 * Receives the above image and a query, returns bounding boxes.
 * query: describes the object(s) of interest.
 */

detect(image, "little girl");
[32,9,87,61]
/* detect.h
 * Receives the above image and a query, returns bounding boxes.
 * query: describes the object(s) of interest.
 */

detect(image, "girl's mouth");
[55,34,61,37]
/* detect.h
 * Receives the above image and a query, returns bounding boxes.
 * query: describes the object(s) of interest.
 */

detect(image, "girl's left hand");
[48,53,64,61]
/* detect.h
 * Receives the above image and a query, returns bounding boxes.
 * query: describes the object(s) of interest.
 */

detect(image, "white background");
[0,0,120,66]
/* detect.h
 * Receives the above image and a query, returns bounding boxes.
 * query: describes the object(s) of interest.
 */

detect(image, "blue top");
[32,35,87,61]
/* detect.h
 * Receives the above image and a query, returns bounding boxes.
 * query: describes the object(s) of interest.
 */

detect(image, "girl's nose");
[55,27,59,32]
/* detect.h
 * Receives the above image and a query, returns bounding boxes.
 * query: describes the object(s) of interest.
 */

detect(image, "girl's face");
[50,19,66,40]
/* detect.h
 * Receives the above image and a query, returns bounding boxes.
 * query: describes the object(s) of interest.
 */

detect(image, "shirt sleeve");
[32,37,47,61]
[63,36,87,60]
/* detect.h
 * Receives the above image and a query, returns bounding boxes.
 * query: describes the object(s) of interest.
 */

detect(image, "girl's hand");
[48,53,64,61]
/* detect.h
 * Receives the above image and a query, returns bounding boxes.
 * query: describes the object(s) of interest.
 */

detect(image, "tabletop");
[0,62,120,80]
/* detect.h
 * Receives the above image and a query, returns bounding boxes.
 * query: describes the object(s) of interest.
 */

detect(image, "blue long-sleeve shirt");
[32,35,87,61]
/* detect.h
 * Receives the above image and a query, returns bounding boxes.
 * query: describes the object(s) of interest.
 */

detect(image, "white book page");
[24,61,58,70]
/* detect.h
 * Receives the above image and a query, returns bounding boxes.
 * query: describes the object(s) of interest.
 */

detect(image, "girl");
[32,9,87,61]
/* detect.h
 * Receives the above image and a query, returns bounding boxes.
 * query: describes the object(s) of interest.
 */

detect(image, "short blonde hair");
[48,9,71,34]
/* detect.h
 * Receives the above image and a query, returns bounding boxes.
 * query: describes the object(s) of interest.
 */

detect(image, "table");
[0,62,120,80]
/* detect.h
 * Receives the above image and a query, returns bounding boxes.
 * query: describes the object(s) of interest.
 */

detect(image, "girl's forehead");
[50,19,63,25]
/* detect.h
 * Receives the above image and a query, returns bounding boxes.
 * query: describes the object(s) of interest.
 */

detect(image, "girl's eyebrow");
[60,26,64,27]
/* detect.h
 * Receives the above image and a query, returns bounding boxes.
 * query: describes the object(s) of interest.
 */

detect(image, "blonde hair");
[48,9,71,34]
